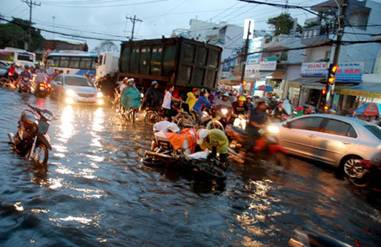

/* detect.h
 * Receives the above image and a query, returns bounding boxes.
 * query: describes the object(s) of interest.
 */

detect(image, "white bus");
[0,47,36,68]
[46,51,98,76]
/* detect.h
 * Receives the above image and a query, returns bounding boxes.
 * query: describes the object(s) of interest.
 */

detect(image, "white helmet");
[197,129,209,145]
[167,123,180,133]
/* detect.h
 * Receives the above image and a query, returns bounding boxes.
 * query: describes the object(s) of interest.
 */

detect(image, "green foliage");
[267,13,295,36]
[0,18,44,51]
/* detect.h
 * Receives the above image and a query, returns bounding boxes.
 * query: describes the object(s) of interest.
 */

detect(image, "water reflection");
[59,106,75,141]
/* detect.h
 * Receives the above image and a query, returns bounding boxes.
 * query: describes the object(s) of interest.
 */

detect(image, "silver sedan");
[271,114,381,172]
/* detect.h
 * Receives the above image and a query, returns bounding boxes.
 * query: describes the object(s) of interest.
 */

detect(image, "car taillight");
[360,160,372,169]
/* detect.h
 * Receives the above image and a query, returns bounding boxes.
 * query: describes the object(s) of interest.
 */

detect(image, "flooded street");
[0,88,381,246]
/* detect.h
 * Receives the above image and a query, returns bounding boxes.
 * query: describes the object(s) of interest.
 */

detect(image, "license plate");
[79,97,95,103]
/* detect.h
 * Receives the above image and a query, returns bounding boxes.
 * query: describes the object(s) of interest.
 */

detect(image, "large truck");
[118,37,222,89]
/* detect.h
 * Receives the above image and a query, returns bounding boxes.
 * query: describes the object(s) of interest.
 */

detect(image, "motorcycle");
[8,104,53,165]
[193,108,225,130]
[18,76,32,93]
[225,124,287,162]
[34,81,52,98]
[142,130,226,181]
[344,152,381,189]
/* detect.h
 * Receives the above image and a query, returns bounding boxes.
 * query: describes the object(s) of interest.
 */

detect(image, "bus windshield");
[17,53,34,62]
[47,55,97,69]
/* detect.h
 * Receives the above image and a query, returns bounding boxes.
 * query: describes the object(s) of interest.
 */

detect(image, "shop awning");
[335,83,381,98]
[287,77,325,89]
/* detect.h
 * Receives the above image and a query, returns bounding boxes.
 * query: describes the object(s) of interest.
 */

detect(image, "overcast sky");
[0,0,340,49]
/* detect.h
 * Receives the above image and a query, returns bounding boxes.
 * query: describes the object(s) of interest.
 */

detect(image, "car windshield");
[364,125,381,141]
[65,76,92,87]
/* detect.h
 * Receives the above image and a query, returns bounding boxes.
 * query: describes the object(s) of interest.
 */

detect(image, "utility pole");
[22,0,41,51]
[326,0,347,108]
[125,15,143,40]
[240,20,252,90]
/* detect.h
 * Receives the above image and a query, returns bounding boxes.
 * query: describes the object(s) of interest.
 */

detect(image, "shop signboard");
[336,62,363,83]
[245,61,277,77]
[301,62,328,77]
[301,62,363,83]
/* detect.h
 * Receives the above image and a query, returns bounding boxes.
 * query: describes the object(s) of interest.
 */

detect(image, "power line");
[222,39,381,64]
[0,16,125,42]
[238,0,317,16]
[42,0,168,8]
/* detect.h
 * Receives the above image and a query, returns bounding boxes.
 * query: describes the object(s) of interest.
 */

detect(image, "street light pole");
[326,0,347,107]
[22,0,41,51]
[240,20,252,90]
[126,15,143,40]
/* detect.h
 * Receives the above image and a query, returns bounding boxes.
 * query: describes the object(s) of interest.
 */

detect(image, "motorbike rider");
[214,92,233,109]
[185,88,199,112]
[245,98,269,148]
[7,63,18,81]
[121,78,141,113]
[192,89,211,120]
[142,81,162,111]
[197,128,229,162]
[162,85,180,119]
[18,65,32,90]
[232,95,248,116]
[34,68,49,85]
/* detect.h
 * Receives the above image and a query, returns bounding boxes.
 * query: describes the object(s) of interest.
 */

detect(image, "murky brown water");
[0,89,380,246]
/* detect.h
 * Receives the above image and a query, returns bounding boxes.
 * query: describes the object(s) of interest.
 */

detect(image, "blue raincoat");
[121,86,141,110]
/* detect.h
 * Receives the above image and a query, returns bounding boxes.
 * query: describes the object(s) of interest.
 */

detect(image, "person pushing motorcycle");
[197,128,229,163]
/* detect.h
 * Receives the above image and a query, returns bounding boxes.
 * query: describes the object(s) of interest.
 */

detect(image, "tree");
[0,18,44,51]
[267,13,295,36]
[93,40,119,54]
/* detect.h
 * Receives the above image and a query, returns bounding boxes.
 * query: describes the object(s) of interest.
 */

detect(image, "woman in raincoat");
[121,78,141,120]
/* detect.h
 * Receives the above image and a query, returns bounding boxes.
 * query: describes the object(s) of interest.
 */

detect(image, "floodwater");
[0,88,380,246]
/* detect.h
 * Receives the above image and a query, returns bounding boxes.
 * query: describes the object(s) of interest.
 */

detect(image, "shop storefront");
[286,62,364,109]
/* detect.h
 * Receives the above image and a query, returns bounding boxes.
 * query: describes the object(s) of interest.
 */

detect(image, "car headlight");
[97,92,103,98]
[66,89,76,97]
[97,98,104,105]
[267,125,280,134]
[220,108,228,116]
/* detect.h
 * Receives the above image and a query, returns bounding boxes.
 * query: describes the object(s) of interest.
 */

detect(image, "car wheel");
[338,155,362,178]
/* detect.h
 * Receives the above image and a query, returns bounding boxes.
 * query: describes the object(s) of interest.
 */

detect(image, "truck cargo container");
[118,37,222,89]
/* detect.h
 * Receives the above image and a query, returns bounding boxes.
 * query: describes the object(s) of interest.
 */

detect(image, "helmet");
[238,95,246,102]
[127,78,135,85]
[167,123,180,133]
[222,92,229,97]
[151,80,158,86]
[256,97,268,106]
[197,129,209,145]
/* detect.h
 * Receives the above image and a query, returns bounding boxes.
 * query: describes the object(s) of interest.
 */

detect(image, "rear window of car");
[323,119,357,138]
[64,76,92,87]
[289,117,323,131]
[365,125,381,141]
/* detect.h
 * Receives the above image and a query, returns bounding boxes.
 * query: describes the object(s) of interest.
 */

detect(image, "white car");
[51,74,104,105]
[271,114,381,172]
